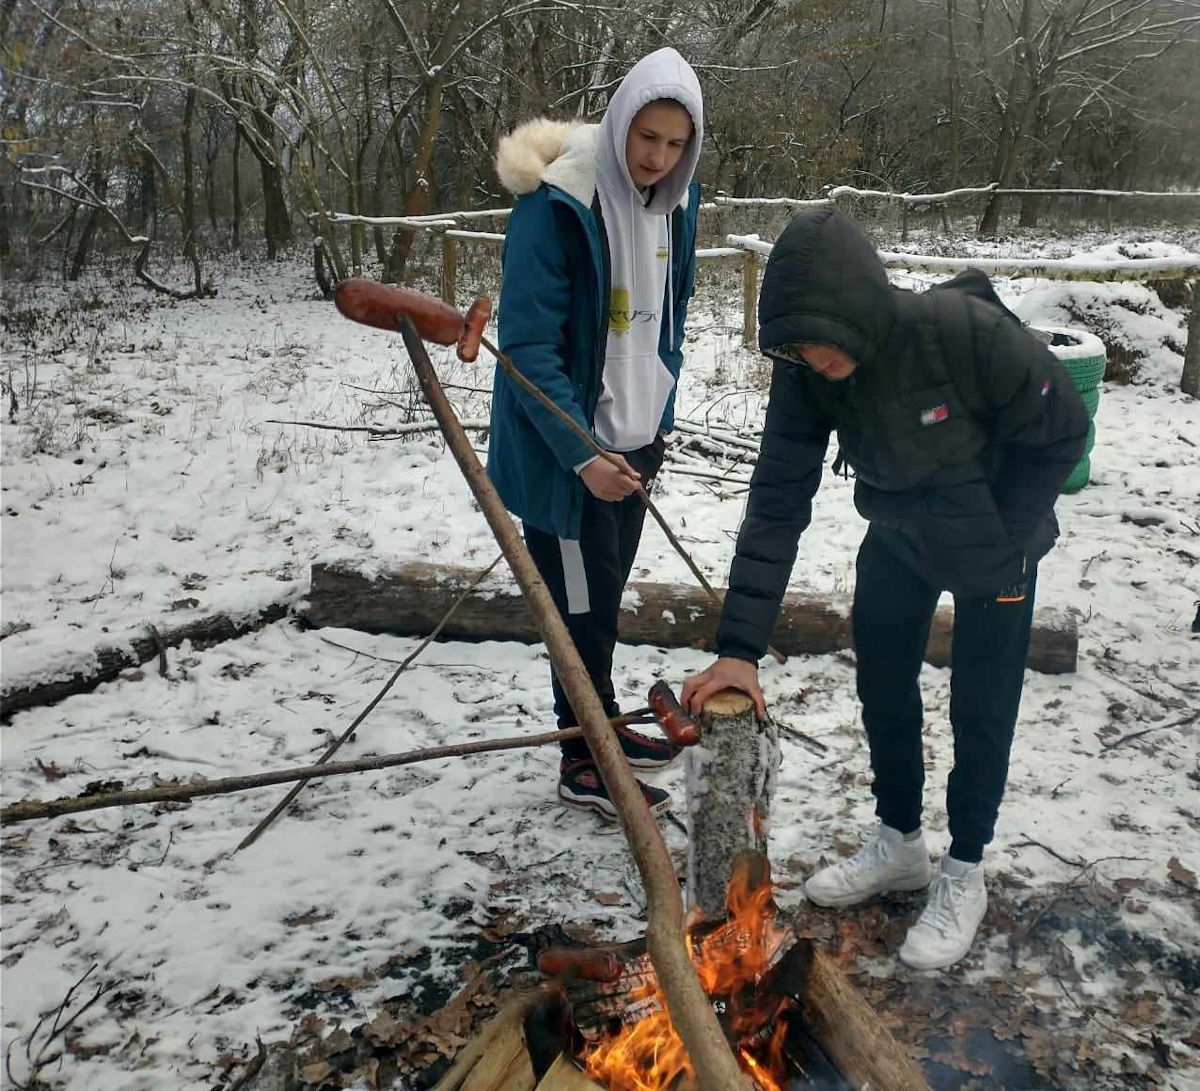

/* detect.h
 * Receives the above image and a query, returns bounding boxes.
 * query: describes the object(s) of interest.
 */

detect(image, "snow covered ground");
[2,234,1198,1090]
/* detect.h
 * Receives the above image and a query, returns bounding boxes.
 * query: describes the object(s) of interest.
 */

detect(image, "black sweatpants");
[851,527,1037,863]
[523,436,665,762]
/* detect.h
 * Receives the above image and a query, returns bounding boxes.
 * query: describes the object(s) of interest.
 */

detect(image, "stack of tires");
[1036,326,1107,493]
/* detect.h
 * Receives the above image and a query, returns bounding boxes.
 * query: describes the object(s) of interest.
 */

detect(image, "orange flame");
[581,872,791,1090]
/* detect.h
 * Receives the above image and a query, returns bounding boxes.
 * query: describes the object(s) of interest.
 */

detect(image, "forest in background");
[2,0,1199,290]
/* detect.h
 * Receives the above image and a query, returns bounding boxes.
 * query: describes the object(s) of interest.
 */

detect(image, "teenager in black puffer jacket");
[683,208,1088,971]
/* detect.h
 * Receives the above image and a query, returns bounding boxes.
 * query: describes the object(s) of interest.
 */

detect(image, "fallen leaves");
[1166,856,1196,889]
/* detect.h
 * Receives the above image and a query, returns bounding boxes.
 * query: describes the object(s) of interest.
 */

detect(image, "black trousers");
[851,528,1037,862]
[523,437,665,762]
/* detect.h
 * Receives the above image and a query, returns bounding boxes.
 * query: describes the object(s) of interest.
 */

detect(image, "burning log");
[534,1056,603,1090]
[440,851,932,1091]
[685,691,780,918]
[306,560,1079,674]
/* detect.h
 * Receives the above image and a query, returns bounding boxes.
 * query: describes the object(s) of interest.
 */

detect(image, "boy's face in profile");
[625,100,693,191]
[775,343,858,381]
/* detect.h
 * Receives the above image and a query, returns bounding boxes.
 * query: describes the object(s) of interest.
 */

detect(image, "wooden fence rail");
[315,192,1200,394]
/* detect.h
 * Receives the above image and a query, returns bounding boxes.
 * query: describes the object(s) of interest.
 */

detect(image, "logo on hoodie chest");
[608,287,660,337]
[920,403,950,426]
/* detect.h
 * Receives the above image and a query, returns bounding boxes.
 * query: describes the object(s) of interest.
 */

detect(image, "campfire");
[513,852,852,1091]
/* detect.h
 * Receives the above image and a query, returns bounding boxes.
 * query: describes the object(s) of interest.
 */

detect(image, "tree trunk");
[232,114,242,252]
[977,0,1035,236]
[1182,280,1200,398]
[0,189,10,258]
[68,147,105,280]
[260,158,292,259]
[685,689,779,918]
[305,561,1080,674]
[180,82,202,292]
[946,0,961,188]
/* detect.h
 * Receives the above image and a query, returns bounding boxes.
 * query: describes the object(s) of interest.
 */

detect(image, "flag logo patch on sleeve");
[920,404,950,426]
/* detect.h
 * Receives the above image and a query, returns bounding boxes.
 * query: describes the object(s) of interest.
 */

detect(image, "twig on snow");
[233,553,504,852]
[1103,709,1199,750]
[5,962,116,1090]
[226,1037,267,1091]
[1008,850,1140,967]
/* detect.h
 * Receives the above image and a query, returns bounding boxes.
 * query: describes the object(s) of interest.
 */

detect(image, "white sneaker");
[804,824,933,907]
[899,857,987,970]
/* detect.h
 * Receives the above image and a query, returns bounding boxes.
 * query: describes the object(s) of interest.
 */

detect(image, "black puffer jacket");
[717,209,1088,663]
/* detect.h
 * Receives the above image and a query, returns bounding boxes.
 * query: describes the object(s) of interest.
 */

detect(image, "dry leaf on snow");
[1166,856,1196,889]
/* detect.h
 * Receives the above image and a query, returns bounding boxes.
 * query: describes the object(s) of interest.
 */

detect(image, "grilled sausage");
[333,279,463,345]
[536,946,623,982]
[457,296,493,362]
[648,680,702,746]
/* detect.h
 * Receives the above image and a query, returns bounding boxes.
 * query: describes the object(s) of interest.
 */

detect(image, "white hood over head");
[595,47,704,215]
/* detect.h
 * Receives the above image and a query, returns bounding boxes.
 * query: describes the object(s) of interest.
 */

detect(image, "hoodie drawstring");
[667,214,674,349]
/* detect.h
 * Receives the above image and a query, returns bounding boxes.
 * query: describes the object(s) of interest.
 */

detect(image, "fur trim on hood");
[495,119,598,206]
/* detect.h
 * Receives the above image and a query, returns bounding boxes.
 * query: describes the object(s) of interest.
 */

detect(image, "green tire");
[1080,386,1101,417]
[1084,419,1096,455]
[1061,455,1091,494]
[1036,325,1108,389]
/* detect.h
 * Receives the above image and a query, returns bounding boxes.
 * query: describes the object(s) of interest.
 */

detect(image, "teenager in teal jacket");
[487,48,703,819]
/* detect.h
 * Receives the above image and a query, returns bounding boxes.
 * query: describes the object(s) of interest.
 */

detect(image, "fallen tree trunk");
[1,604,292,722]
[306,561,1077,674]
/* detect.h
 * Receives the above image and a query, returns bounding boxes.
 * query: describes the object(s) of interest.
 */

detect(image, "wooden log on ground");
[533,1055,600,1090]
[0,603,292,721]
[799,945,931,1091]
[685,689,780,918]
[306,561,1078,674]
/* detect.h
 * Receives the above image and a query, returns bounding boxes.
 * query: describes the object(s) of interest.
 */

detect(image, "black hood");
[758,209,892,371]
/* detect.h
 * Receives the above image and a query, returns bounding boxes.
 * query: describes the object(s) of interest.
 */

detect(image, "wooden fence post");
[742,249,759,348]
[441,231,458,308]
[1183,279,1199,398]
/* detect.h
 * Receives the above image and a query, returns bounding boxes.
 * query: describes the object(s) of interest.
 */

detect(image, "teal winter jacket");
[487,120,700,540]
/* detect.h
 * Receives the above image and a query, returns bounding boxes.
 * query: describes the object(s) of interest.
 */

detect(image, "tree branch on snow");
[21,169,209,300]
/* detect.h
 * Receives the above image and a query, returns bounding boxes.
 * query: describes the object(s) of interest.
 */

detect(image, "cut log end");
[699,687,755,717]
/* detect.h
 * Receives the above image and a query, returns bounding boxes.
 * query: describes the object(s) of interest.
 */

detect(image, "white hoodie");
[592,48,704,452]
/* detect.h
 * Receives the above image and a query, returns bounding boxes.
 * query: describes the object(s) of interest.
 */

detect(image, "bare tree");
[974,0,1200,235]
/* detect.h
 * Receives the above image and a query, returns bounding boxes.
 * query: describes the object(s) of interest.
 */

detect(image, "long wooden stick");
[1,728,589,826]
[2,712,664,827]
[480,334,785,666]
[234,553,503,852]
[398,319,748,1088]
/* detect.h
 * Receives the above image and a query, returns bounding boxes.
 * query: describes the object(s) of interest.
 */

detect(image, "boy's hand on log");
[580,454,640,501]
[681,657,766,720]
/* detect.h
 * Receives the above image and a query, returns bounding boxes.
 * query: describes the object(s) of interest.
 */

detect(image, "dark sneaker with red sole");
[614,723,682,770]
[558,760,671,821]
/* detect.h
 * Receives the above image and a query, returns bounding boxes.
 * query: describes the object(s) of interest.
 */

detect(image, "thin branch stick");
[234,553,503,851]
[1009,852,1140,967]
[770,714,830,755]
[3,727,584,826]
[266,418,491,438]
[5,963,117,1089]
[1102,709,1199,749]
[480,334,784,665]
[398,319,749,1087]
